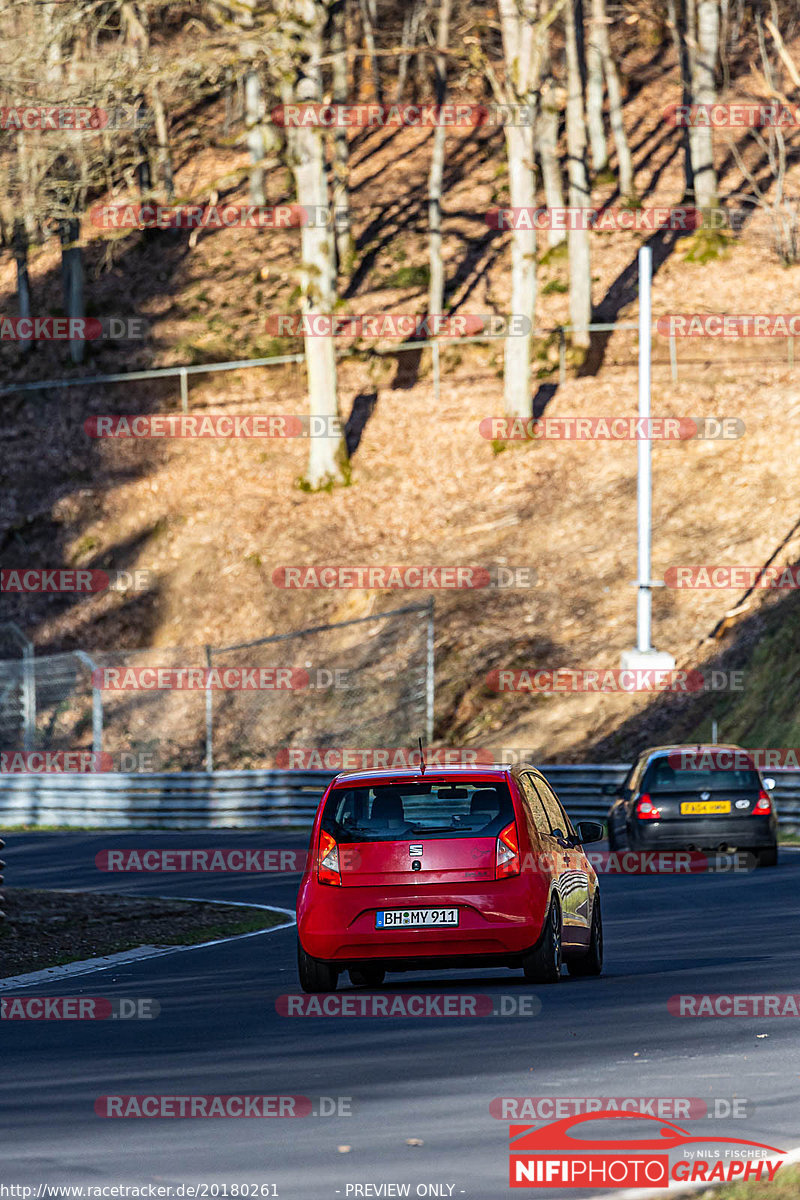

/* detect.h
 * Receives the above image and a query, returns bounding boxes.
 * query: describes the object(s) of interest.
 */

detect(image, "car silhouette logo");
[509,1111,784,1155]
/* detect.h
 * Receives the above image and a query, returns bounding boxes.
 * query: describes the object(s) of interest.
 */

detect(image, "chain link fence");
[0,602,434,772]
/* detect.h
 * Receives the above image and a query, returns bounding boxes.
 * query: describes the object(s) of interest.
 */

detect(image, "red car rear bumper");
[297,878,549,963]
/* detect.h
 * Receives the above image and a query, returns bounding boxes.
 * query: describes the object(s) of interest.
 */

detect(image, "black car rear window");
[322,781,514,842]
[641,761,760,793]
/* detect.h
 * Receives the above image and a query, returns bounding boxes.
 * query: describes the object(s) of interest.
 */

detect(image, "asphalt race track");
[2,831,800,1198]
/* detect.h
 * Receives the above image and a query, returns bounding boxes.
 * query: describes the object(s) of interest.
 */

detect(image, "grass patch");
[0,888,291,978]
[377,264,430,290]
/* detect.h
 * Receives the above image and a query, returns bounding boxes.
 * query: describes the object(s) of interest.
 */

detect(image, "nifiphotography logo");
[508,1111,785,1188]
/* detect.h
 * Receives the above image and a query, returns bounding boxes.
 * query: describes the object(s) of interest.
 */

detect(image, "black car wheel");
[298,939,339,993]
[522,897,562,984]
[568,897,603,977]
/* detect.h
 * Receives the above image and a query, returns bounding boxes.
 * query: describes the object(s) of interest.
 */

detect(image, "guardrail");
[1,764,799,832]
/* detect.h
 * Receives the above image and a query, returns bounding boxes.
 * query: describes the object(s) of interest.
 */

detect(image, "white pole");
[636,245,652,654]
[621,246,673,673]
[426,598,435,746]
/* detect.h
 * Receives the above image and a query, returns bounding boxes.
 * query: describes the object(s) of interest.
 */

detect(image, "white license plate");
[375,907,459,929]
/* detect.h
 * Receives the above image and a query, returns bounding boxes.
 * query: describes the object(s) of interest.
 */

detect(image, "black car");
[605,744,778,867]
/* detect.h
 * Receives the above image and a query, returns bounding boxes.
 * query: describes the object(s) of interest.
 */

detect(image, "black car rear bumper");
[630,816,776,851]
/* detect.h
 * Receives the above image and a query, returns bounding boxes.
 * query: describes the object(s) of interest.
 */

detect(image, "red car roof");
[330,764,517,786]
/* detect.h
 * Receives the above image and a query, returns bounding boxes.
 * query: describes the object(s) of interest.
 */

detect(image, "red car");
[296,764,604,992]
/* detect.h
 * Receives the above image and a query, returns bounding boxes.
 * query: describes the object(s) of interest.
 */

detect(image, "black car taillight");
[636,793,661,820]
[754,790,772,814]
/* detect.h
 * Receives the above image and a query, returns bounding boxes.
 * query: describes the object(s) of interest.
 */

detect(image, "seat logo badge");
[410,844,423,855]
[700,791,710,801]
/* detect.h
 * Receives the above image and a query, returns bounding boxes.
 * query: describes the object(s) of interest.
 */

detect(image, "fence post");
[205,645,214,772]
[180,367,189,413]
[558,327,566,384]
[432,341,441,406]
[426,598,435,745]
[75,651,103,758]
[669,332,678,382]
[0,624,37,752]
[21,640,35,753]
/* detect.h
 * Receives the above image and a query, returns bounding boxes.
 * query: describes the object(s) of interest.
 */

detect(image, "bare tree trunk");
[692,0,719,208]
[537,76,567,248]
[59,215,85,365]
[16,136,39,242]
[395,0,426,102]
[330,0,354,273]
[497,0,547,419]
[150,82,175,202]
[668,0,695,198]
[591,0,633,197]
[245,67,267,205]
[564,0,591,349]
[282,3,348,489]
[586,9,607,171]
[428,0,453,317]
[42,0,64,83]
[358,0,383,103]
[120,1,149,66]
[12,219,32,355]
[685,0,701,196]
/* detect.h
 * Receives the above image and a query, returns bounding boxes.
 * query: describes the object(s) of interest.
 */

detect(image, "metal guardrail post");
[558,328,566,384]
[0,624,36,752]
[21,642,35,754]
[426,598,435,746]
[0,834,4,922]
[205,645,214,773]
[432,341,441,406]
[74,651,103,757]
[669,332,678,382]
[180,367,189,412]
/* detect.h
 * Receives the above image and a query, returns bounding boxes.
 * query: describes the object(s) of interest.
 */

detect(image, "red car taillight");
[317,829,342,885]
[496,821,521,878]
[636,793,661,820]
[754,791,772,814]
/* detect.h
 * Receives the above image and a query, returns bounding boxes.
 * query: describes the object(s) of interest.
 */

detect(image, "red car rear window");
[322,781,514,842]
